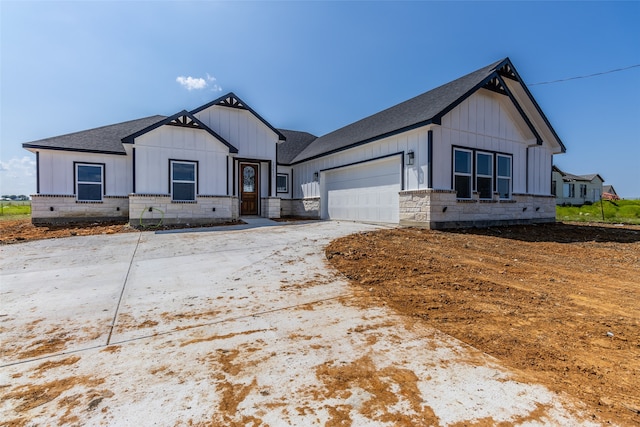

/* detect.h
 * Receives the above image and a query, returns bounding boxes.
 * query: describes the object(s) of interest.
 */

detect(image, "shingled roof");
[290,58,565,164]
[277,129,318,165]
[22,115,166,155]
[553,166,604,183]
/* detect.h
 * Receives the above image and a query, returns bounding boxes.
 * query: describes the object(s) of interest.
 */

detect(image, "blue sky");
[1,1,639,198]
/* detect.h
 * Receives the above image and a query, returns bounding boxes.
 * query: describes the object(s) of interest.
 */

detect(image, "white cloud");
[0,156,36,196]
[176,76,207,91]
[176,74,222,92]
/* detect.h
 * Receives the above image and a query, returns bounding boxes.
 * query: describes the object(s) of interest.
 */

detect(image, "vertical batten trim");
[427,130,433,189]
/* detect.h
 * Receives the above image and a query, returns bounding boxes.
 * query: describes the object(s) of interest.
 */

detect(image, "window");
[551,180,557,196]
[497,155,512,199]
[476,152,493,199]
[276,174,288,193]
[171,160,196,201]
[563,183,575,198]
[454,149,472,198]
[580,184,587,198]
[76,163,103,201]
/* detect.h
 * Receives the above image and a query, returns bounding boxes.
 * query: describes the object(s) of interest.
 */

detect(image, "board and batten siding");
[194,107,278,161]
[291,89,554,200]
[291,126,432,199]
[133,125,229,196]
[37,148,132,196]
[431,89,552,195]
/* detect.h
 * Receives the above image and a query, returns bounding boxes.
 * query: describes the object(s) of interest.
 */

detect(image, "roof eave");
[290,120,435,165]
[22,144,126,155]
[502,59,567,153]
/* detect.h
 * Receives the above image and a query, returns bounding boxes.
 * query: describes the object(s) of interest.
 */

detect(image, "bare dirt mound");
[326,222,640,426]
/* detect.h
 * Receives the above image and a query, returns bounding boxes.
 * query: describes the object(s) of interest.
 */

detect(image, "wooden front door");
[240,163,259,215]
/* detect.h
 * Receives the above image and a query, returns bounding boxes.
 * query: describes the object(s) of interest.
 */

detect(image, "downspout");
[132,147,136,193]
[35,151,40,194]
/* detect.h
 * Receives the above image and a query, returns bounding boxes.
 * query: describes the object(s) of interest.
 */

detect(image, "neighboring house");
[23,57,565,228]
[551,166,604,205]
[602,185,619,200]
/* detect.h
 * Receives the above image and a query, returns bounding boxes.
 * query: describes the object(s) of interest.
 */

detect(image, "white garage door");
[323,156,401,224]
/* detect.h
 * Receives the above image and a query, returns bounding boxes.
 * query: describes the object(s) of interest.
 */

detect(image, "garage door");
[323,156,401,224]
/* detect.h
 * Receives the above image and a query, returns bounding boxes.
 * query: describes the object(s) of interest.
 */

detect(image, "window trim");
[276,173,289,194]
[451,147,513,200]
[453,148,473,199]
[475,151,493,200]
[74,162,104,202]
[496,154,512,200]
[169,159,198,202]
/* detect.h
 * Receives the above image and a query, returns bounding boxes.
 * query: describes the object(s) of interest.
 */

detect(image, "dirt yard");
[326,222,640,426]
[2,218,639,425]
[0,219,137,244]
[0,219,242,245]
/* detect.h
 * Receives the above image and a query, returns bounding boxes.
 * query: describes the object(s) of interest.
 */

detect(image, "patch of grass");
[556,199,640,224]
[0,201,31,220]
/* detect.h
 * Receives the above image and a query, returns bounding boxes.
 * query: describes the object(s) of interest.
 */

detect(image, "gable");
[289,58,565,164]
[121,110,237,153]
[442,90,536,143]
[191,93,286,143]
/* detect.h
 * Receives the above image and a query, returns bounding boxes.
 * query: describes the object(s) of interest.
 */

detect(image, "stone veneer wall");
[130,194,239,226]
[280,198,321,218]
[260,197,281,219]
[399,189,555,229]
[31,194,129,225]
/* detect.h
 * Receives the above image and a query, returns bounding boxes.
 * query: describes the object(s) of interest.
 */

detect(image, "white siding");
[134,125,229,196]
[194,106,278,161]
[432,89,553,195]
[37,149,131,196]
[291,126,432,199]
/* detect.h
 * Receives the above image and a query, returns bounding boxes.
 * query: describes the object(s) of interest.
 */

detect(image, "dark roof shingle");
[22,115,166,154]
[290,59,505,163]
[277,129,317,165]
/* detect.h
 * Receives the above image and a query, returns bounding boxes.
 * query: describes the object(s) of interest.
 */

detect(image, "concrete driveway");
[1,221,597,426]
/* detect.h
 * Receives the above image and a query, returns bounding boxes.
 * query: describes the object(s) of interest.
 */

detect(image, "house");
[551,166,604,205]
[602,184,620,200]
[23,57,566,229]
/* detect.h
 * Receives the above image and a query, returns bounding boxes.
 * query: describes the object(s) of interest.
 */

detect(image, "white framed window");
[496,154,512,199]
[476,152,493,199]
[170,160,197,201]
[580,184,587,198]
[453,148,472,199]
[276,173,288,193]
[75,163,103,201]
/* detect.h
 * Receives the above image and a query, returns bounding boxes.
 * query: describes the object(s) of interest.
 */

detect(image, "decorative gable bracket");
[217,95,246,110]
[483,76,508,96]
[167,114,201,129]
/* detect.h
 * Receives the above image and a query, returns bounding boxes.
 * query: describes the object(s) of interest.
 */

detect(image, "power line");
[529,64,640,86]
